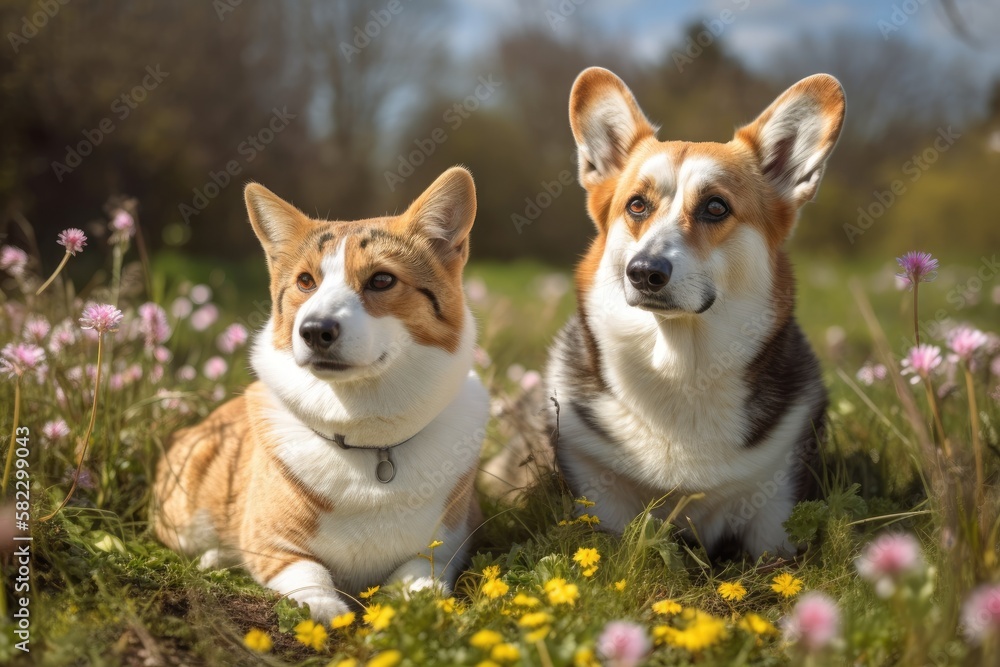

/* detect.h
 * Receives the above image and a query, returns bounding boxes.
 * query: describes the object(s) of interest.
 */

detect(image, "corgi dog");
[547,68,845,558]
[154,167,488,620]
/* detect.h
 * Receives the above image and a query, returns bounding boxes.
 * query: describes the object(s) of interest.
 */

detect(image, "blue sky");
[448,0,1000,83]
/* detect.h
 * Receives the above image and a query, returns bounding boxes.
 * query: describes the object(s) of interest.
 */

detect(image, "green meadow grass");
[1,250,999,666]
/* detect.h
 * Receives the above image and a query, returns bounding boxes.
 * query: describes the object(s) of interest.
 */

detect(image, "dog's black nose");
[299,318,340,351]
[626,256,672,294]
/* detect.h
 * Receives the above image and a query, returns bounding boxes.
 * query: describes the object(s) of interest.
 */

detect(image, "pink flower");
[171,297,193,319]
[190,304,219,332]
[203,356,228,381]
[0,245,28,276]
[900,344,942,384]
[190,284,212,305]
[217,323,249,354]
[895,251,938,289]
[596,621,650,667]
[42,419,70,441]
[153,346,172,364]
[465,278,488,304]
[149,364,164,384]
[473,346,491,369]
[57,228,88,255]
[24,315,51,342]
[110,209,135,238]
[1,343,46,379]
[962,584,1000,644]
[137,302,171,348]
[520,370,542,392]
[948,326,988,363]
[177,365,196,382]
[855,362,887,386]
[506,363,525,383]
[48,321,77,355]
[992,357,1000,378]
[855,532,923,598]
[781,592,840,652]
[79,303,123,334]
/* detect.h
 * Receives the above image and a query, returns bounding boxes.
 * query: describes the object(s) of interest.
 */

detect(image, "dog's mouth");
[625,290,717,315]
[307,351,391,376]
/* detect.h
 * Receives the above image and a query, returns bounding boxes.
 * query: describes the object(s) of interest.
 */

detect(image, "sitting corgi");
[547,68,845,558]
[154,167,488,620]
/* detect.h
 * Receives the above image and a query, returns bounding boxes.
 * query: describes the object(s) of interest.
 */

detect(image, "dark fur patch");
[276,286,288,316]
[417,287,444,320]
[317,232,334,252]
[548,315,613,445]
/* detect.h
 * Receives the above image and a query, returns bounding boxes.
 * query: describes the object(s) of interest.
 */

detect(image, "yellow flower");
[331,611,356,629]
[518,611,553,628]
[243,628,272,653]
[366,650,402,667]
[739,612,778,636]
[513,593,541,607]
[652,599,682,615]
[574,496,596,508]
[363,603,396,631]
[544,577,579,605]
[717,581,747,601]
[613,579,627,592]
[482,577,510,599]
[470,629,504,649]
[490,643,520,663]
[428,539,443,549]
[437,597,458,613]
[653,610,727,652]
[475,662,502,667]
[578,514,600,525]
[525,626,550,642]
[771,573,804,598]
[359,585,380,599]
[332,659,359,667]
[574,646,600,667]
[294,619,328,651]
[482,565,501,579]
[573,547,600,577]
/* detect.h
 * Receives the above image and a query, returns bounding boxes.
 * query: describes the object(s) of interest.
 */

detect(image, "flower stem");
[1,377,22,496]
[964,364,984,508]
[35,250,71,296]
[40,335,104,522]
[923,378,950,458]
[111,242,124,306]
[912,284,920,346]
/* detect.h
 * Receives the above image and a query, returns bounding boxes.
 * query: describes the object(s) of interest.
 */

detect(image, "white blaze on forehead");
[638,153,676,194]
[297,244,359,323]
[676,156,723,197]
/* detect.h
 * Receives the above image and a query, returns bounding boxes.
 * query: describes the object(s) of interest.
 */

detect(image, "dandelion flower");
[363,603,395,631]
[482,565,501,579]
[513,593,540,607]
[243,628,272,653]
[771,573,804,598]
[544,577,579,605]
[652,599,682,615]
[717,581,747,601]
[490,643,520,663]
[739,613,778,636]
[436,598,458,613]
[331,611,355,629]
[574,647,600,667]
[359,585,380,599]
[653,609,727,652]
[427,539,443,549]
[79,303,123,334]
[366,650,402,667]
[575,496,596,508]
[518,612,553,628]
[613,579,627,592]
[573,547,600,577]
[525,626,550,642]
[596,620,650,667]
[578,513,600,525]
[781,592,840,651]
[900,344,942,384]
[482,577,509,599]
[961,583,1000,644]
[856,532,923,598]
[333,659,359,667]
[469,629,504,649]
[474,661,501,667]
[293,619,327,650]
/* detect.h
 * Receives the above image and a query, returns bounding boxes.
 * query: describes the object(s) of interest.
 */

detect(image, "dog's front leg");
[264,558,350,622]
[387,536,468,596]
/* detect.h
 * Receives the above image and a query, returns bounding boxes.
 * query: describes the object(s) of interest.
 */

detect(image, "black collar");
[309,428,420,484]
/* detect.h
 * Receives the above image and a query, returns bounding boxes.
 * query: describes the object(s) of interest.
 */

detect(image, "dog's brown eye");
[368,272,396,291]
[703,197,730,220]
[296,273,316,291]
[627,197,647,216]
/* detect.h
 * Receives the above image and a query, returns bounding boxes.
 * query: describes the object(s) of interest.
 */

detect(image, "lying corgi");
[154,167,488,620]
[547,68,845,558]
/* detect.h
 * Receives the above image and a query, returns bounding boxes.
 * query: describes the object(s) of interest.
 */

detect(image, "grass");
[1,239,999,666]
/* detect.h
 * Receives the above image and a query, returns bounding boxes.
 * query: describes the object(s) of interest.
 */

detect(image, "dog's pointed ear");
[404,166,477,265]
[244,183,310,253]
[736,74,845,208]
[569,67,656,189]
